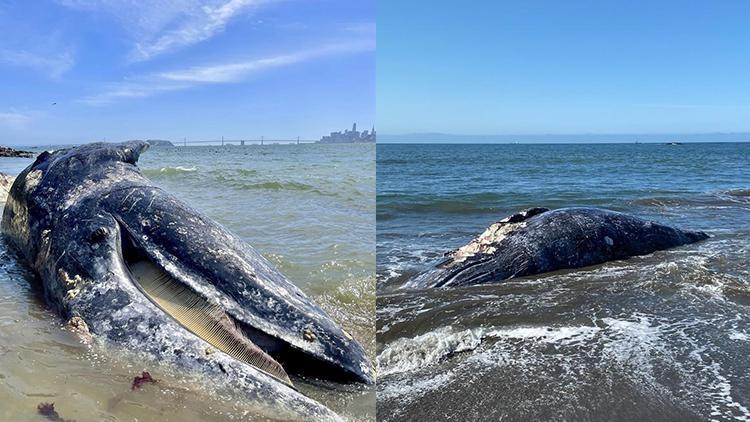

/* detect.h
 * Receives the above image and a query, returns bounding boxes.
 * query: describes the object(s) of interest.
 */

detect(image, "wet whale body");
[1,141,371,420]
[407,207,709,289]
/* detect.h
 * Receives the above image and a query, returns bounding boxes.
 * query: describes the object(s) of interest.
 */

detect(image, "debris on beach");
[131,371,157,390]
[37,402,74,422]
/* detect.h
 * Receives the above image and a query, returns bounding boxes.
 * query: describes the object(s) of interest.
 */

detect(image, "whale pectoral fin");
[117,141,149,165]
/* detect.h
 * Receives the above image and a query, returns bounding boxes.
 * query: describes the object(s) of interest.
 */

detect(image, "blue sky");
[0,0,374,145]
[378,0,750,137]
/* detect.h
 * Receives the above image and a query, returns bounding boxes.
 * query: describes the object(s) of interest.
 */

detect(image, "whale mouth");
[116,220,368,386]
[125,258,296,386]
[120,231,295,387]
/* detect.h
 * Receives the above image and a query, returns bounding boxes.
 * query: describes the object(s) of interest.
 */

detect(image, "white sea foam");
[161,165,197,172]
[377,324,601,377]
[378,369,457,402]
[703,361,750,421]
[377,327,482,377]
[379,311,750,420]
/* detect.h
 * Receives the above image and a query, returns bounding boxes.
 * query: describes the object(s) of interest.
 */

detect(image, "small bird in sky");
[51,102,57,106]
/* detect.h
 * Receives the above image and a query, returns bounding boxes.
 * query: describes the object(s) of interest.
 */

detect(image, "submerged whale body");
[1,141,371,420]
[407,207,709,288]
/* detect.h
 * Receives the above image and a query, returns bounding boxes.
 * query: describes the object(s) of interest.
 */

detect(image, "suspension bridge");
[177,136,317,146]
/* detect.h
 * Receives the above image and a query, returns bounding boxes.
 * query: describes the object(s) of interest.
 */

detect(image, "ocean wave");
[377,159,412,165]
[207,168,258,178]
[233,181,322,193]
[632,189,750,208]
[724,188,750,197]
[377,193,623,216]
[379,310,750,420]
[378,198,506,215]
[717,188,750,204]
[143,166,198,177]
[377,327,482,377]
[377,324,601,377]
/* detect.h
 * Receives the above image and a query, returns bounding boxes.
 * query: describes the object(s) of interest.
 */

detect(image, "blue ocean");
[377,142,750,421]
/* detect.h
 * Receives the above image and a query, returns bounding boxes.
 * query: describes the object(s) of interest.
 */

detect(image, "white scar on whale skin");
[447,209,545,264]
[0,174,15,206]
[450,220,527,264]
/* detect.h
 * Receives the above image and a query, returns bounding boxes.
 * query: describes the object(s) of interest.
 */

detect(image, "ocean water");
[0,144,375,421]
[377,143,750,421]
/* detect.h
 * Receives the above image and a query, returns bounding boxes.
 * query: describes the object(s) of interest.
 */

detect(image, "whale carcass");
[1,141,371,420]
[407,207,708,288]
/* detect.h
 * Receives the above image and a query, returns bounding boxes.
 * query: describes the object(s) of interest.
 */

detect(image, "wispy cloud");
[0,49,75,79]
[58,0,263,62]
[0,111,33,129]
[160,40,373,83]
[81,82,191,105]
[82,38,374,105]
[132,0,262,62]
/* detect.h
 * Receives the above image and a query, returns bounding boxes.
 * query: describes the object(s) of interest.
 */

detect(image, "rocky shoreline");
[0,146,34,158]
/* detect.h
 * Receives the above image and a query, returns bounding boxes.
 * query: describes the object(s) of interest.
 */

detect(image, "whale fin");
[497,207,549,224]
[115,141,149,165]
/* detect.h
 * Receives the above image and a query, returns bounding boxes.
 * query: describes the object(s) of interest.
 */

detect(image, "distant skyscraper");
[318,123,376,144]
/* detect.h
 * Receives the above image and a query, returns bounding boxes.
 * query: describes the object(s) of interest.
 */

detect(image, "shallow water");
[0,144,375,421]
[377,143,750,421]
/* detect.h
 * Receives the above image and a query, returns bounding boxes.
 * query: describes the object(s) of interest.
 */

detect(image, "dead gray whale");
[406,207,709,288]
[1,141,371,420]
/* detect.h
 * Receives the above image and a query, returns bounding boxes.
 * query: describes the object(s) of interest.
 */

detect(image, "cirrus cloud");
[58,0,264,62]
[0,49,75,79]
[0,111,33,129]
[81,37,374,105]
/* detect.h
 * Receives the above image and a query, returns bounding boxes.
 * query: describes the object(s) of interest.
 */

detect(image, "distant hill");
[144,139,175,147]
[378,132,750,144]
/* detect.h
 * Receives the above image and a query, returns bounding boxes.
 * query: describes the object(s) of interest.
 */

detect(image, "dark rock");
[37,402,73,422]
[0,146,34,158]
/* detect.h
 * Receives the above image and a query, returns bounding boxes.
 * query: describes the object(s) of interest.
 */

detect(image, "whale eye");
[90,227,109,242]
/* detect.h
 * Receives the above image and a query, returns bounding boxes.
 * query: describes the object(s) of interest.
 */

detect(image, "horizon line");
[377,131,750,144]
[379,131,750,137]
